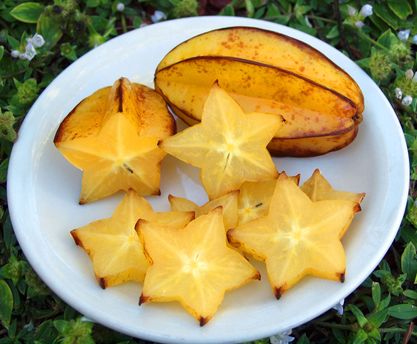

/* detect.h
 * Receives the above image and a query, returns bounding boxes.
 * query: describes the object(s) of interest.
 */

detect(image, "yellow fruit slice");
[228,176,361,298]
[238,174,299,225]
[71,190,194,288]
[168,191,239,229]
[302,169,366,203]
[54,78,175,204]
[160,84,280,199]
[156,27,364,114]
[137,208,260,326]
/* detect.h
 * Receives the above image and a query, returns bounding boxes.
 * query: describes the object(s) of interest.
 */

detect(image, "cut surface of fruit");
[302,169,366,203]
[228,176,361,298]
[238,174,299,225]
[137,208,260,325]
[70,190,194,288]
[55,78,174,203]
[169,191,238,229]
[156,27,364,114]
[160,84,280,199]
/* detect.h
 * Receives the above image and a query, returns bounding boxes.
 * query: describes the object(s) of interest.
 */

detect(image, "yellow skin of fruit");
[228,176,361,299]
[160,84,280,200]
[168,190,239,230]
[71,190,194,288]
[54,77,175,203]
[137,208,260,326]
[156,27,364,114]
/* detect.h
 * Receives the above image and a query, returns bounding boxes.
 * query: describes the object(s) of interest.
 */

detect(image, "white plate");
[8,16,409,344]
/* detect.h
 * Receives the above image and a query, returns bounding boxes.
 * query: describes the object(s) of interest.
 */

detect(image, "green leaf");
[219,4,235,16]
[0,280,13,329]
[326,25,339,40]
[0,158,8,183]
[403,289,417,299]
[352,329,368,344]
[401,242,417,281]
[10,2,44,24]
[387,0,412,20]
[371,282,381,308]
[296,334,310,344]
[377,29,399,49]
[388,304,417,320]
[245,0,255,17]
[0,46,4,61]
[368,308,388,328]
[36,14,63,49]
[373,4,400,30]
[347,304,368,327]
[379,294,391,311]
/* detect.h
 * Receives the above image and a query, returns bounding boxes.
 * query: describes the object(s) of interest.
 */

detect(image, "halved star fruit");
[228,175,361,298]
[137,208,260,326]
[168,191,238,229]
[71,190,194,288]
[302,169,366,203]
[238,173,300,225]
[54,77,175,204]
[160,83,280,200]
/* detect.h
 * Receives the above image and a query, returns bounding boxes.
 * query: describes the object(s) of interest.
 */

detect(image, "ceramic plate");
[7,16,409,344]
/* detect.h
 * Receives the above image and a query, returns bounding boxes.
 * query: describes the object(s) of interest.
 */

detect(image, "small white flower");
[413,35,417,45]
[116,2,125,12]
[270,329,295,344]
[395,87,403,99]
[397,29,410,41]
[405,69,414,80]
[21,42,36,61]
[151,10,166,23]
[347,5,357,16]
[355,21,365,29]
[402,95,413,106]
[332,299,345,316]
[360,4,373,18]
[11,50,20,58]
[28,33,45,48]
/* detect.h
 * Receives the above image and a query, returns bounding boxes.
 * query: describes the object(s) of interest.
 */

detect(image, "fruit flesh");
[55,78,174,203]
[137,208,259,325]
[156,26,364,114]
[169,191,239,229]
[70,190,194,287]
[160,84,280,199]
[228,176,361,297]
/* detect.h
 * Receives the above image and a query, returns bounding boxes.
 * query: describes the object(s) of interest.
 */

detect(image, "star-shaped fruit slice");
[160,83,281,200]
[168,191,238,229]
[137,208,260,326]
[302,169,366,202]
[71,190,194,288]
[228,175,361,298]
[55,78,175,204]
[238,173,300,225]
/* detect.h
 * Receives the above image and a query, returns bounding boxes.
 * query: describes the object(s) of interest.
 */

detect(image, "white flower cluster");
[348,4,373,29]
[397,29,417,44]
[11,33,45,61]
[270,329,295,344]
[395,69,417,106]
[116,2,125,12]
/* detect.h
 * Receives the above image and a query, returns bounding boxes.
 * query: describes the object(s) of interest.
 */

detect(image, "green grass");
[1,0,417,343]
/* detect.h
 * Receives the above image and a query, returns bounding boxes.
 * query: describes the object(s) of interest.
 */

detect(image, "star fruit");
[302,169,366,203]
[54,78,175,204]
[168,191,239,229]
[71,190,194,288]
[228,175,361,299]
[137,208,260,326]
[160,83,281,200]
[238,173,300,225]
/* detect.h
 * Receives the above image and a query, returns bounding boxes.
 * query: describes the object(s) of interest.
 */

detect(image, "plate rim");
[7,15,410,344]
